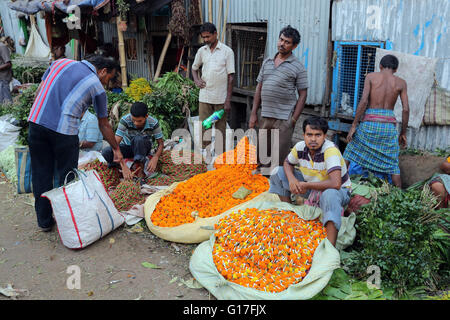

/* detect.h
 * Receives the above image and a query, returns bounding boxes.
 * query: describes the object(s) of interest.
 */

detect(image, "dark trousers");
[102,135,152,165]
[28,122,79,228]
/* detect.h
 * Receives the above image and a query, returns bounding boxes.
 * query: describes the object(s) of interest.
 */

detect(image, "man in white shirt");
[192,22,235,156]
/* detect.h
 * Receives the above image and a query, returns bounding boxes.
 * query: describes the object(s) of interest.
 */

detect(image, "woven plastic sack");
[144,186,273,244]
[189,194,356,300]
[42,169,125,249]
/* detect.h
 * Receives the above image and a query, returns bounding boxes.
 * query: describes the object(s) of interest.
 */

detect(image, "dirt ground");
[399,153,446,188]
[0,174,211,300]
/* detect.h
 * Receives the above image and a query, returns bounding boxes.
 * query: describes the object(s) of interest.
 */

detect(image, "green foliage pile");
[141,72,199,139]
[311,268,390,300]
[0,84,38,145]
[342,180,448,298]
[12,64,48,84]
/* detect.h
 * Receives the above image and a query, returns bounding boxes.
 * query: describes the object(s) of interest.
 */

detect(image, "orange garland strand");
[151,137,268,227]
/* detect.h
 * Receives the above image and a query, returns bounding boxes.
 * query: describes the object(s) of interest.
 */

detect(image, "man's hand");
[146,156,159,173]
[399,134,407,148]
[224,100,232,113]
[194,78,206,89]
[121,165,134,180]
[112,147,123,163]
[249,113,258,129]
[289,179,308,195]
[347,127,357,143]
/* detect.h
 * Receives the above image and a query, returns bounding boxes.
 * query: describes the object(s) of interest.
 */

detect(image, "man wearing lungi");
[344,54,409,188]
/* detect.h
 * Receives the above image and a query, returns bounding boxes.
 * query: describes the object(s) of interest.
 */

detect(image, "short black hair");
[130,102,148,118]
[302,116,328,134]
[380,54,399,70]
[279,25,301,45]
[85,54,119,73]
[200,22,217,34]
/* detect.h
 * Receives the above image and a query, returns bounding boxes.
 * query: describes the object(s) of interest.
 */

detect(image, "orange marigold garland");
[212,208,327,293]
[151,137,268,227]
[214,136,257,171]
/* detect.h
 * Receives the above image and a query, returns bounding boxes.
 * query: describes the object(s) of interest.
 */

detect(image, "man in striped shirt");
[249,25,308,174]
[269,117,351,246]
[102,102,164,180]
[28,55,123,232]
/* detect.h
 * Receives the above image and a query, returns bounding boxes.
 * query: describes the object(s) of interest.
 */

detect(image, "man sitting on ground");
[78,109,103,152]
[429,157,450,209]
[269,116,352,246]
[102,102,164,179]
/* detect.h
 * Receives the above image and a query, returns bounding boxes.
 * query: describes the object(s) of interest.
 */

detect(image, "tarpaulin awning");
[8,0,110,15]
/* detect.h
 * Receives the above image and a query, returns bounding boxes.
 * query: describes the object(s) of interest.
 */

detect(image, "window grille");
[331,41,385,118]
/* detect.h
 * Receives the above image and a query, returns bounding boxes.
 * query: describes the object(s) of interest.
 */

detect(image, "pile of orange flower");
[212,208,327,293]
[151,137,268,227]
[213,136,257,172]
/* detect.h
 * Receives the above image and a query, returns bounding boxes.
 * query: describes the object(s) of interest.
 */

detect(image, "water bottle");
[202,109,225,129]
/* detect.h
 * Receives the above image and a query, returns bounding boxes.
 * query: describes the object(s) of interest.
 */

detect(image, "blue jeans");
[269,166,351,230]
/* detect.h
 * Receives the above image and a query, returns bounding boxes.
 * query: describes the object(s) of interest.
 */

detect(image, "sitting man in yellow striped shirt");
[269,116,351,246]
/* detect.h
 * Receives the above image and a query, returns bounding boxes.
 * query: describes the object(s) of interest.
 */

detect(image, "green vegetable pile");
[338,178,449,299]
[0,84,38,145]
[12,63,48,84]
[311,268,390,300]
[142,72,199,139]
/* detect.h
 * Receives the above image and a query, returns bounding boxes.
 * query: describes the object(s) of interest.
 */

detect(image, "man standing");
[192,22,235,157]
[249,25,308,175]
[0,39,13,103]
[28,55,123,232]
[269,117,351,246]
[344,54,409,188]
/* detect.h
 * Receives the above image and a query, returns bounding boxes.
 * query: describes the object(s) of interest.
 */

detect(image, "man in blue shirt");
[78,109,104,152]
[28,55,123,232]
[102,102,164,179]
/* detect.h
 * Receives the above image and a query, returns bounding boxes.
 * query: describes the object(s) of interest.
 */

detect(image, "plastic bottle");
[202,109,225,129]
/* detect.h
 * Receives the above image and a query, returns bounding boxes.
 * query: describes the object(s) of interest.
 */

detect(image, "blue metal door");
[330,41,385,131]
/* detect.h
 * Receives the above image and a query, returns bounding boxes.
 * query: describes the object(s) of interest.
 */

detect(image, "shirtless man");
[344,54,409,188]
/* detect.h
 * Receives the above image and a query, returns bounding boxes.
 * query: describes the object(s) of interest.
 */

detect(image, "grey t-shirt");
[257,53,308,120]
[0,43,12,82]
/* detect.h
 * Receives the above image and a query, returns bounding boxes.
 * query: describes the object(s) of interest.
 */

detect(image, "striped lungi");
[343,108,400,175]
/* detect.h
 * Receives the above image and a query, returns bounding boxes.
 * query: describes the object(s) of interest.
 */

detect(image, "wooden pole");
[154,32,172,81]
[221,0,229,42]
[217,0,222,38]
[198,0,203,23]
[208,0,212,22]
[176,46,185,73]
[116,16,128,88]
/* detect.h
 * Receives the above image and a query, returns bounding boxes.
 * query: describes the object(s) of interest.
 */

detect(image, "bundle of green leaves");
[141,72,199,139]
[344,184,444,298]
[12,64,48,84]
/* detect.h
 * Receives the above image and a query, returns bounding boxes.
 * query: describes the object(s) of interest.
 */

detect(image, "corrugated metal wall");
[101,21,151,80]
[332,0,449,90]
[332,0,449,151]
[202,0,331,105]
